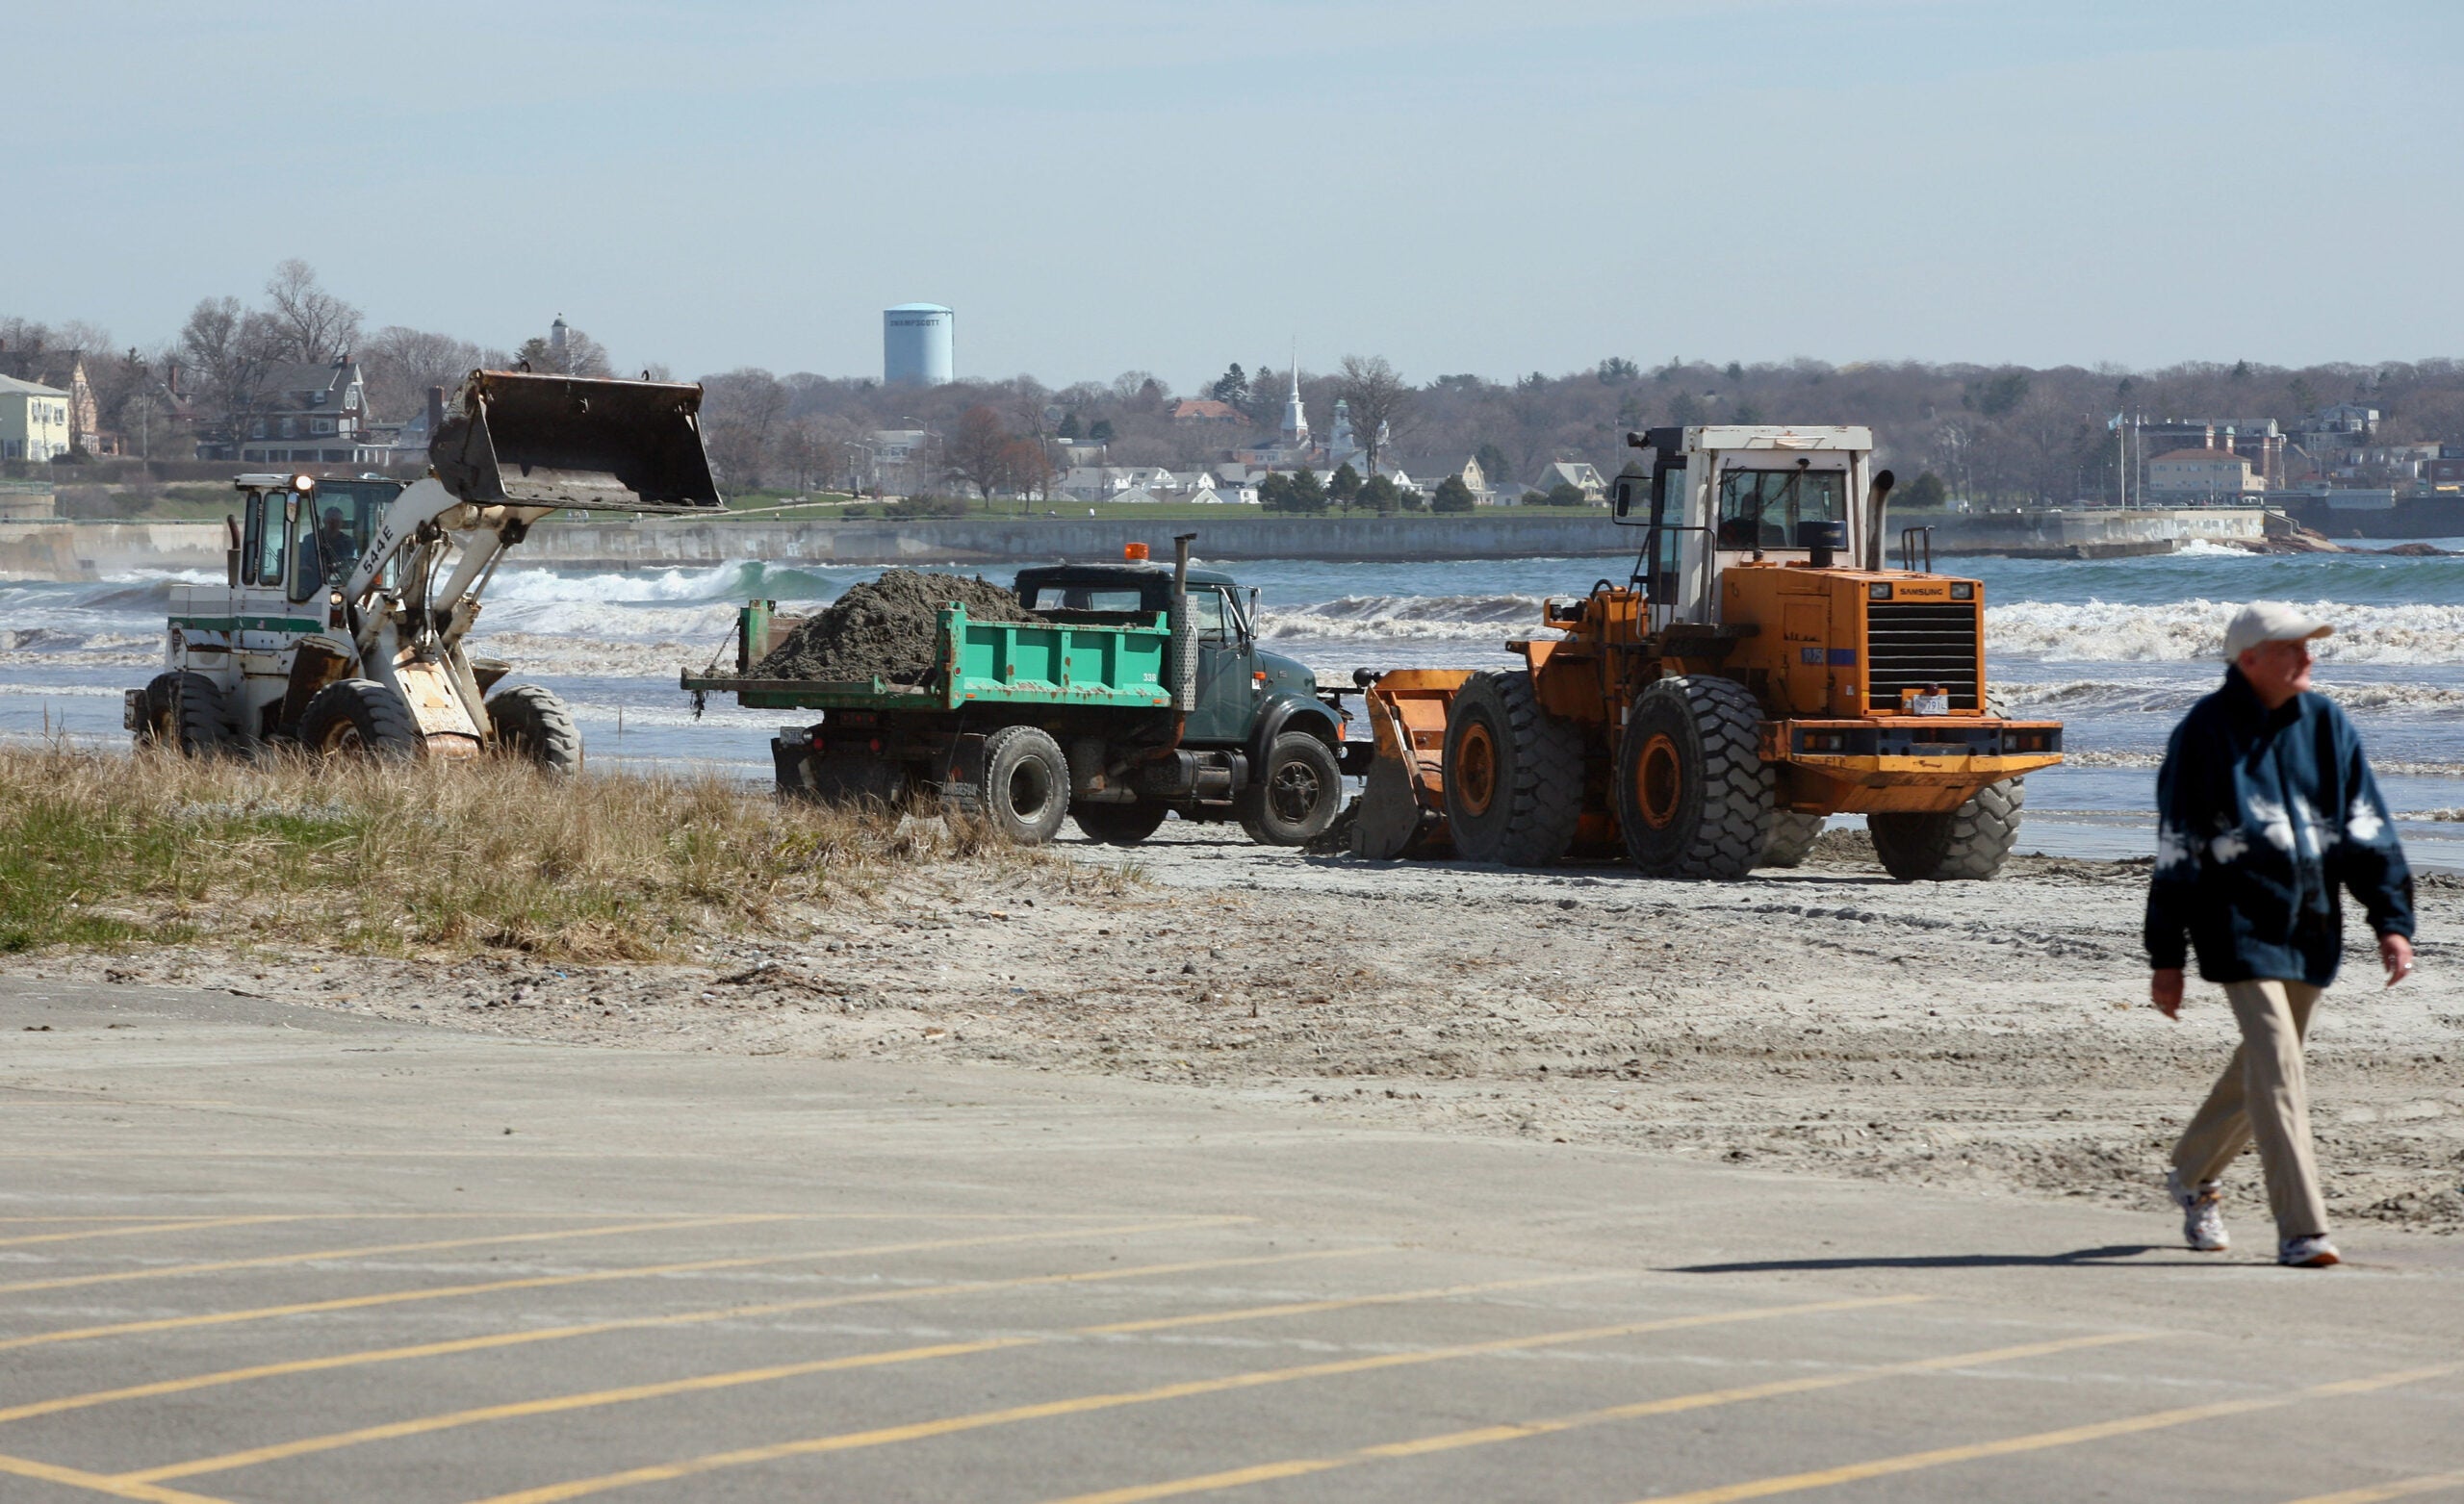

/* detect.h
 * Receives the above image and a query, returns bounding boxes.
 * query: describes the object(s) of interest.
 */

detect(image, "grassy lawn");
[0,747,1032,961]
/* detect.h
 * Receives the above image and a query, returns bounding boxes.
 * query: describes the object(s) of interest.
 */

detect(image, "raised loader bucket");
[429,370,723,513]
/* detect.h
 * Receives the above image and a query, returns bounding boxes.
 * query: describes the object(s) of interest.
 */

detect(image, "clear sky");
[13,0,2460,390]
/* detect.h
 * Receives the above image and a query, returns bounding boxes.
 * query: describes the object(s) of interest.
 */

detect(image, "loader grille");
[1865,601,1981,711]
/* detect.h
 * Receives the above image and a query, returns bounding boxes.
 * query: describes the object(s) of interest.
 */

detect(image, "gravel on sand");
[753,570,1042,684]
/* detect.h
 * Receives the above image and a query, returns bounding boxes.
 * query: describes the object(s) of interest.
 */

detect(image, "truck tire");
[1443,670,1583,866]
[1615,676,1772,880]
[135,672,181,748]
[1075,801,1168,845]
[973,725,1070,845]
[486,684,581,775]
[1870,777,2027,881]
[1237,732,1343,847]
[298,678,421,762]
[1759,810,1826,868]
[172,672,229,758]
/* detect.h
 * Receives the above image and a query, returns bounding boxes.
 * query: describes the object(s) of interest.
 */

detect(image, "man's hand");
[2152,968,2186,1019]
[2381,932,2414,987]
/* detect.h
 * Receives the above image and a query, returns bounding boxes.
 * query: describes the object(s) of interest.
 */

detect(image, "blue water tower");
[884,304,954,387]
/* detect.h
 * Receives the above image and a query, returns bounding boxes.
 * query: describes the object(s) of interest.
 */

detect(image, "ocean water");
[6,541,2462,866]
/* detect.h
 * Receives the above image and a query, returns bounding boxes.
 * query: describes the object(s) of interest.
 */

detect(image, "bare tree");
[261,260,362,363]
[941,406,1019,499]
[515,326,614,378]
[363,326,494,424]
[701,368,788,489]
[1334,354,1412,472]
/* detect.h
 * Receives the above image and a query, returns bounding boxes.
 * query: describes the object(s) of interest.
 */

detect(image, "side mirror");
[1248,586,1262,637]
[1611,474,1644,524]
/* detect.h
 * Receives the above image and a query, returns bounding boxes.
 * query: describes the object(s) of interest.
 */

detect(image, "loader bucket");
[1349,668,1475,859]
[429,370,723,513]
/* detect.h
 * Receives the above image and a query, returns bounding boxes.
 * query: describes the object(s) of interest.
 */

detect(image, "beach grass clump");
[0,745,1020,962]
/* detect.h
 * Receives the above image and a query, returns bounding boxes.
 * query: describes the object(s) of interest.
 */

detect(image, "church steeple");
[1280,357,1309,446]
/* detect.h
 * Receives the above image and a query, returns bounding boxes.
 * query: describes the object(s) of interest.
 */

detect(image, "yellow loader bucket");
[429,370,723,512]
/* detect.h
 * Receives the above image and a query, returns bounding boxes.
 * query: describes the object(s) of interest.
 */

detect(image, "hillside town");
[6,271,2464,528]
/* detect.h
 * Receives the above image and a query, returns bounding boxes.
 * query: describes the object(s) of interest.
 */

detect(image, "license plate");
[1912,692,1949,716]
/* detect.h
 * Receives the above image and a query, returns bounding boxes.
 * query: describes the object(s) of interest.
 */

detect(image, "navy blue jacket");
[2146,668,2414,985]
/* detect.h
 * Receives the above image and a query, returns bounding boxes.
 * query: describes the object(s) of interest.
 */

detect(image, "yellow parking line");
[2281,1471,2464,1504]
[461,1294,1925,1504]
[1041,1330,2155,1504]
[1628,1362,2462,1504]
[0,1217,1243,1354]
[0,1247,1380,1426]
[0,1447,230,1504]
[0,1213,792,1295]
[122,1273,1604,1483]
[0,1217,301,1249]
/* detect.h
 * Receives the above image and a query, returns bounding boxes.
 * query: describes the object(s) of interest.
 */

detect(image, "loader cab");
[1619,426,1874,632]
[234,475,404,603]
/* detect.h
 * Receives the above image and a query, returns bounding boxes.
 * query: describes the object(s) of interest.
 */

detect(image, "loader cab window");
[255,494,295,591]
[1715,467,1847,549]
[1644,462,1690,604]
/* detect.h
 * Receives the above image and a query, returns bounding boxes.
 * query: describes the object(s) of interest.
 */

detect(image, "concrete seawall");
[0,506,2276,580]
[516,514,1636,568]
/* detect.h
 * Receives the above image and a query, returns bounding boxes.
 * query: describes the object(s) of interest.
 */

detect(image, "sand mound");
[754,570,1044,685]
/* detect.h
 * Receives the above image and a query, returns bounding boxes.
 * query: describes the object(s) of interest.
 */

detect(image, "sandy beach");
[25,821,2460,1241]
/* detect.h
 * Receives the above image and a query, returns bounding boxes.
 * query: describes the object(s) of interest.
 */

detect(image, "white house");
[1533,460,1607,502]
[2147,446,2261,500]
[0,374,72,462]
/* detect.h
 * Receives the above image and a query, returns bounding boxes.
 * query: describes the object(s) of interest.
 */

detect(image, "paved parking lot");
[2,977,2460,1503]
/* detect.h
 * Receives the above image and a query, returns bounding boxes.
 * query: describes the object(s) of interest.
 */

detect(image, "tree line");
[13,263,2460,503]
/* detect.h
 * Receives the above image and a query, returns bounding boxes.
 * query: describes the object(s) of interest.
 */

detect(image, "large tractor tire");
[1615,676,1772,880]
[135,671,181,749]
[1442,670,1584,866]
[486,684,582,775]
[298,678,422,762]
[1074,801,1169,846]
[1238,731,1344,847]
[1759,810,1827,869]
[962,725,1071,845]
[1870,777,2027,881]
[172,672,230,758]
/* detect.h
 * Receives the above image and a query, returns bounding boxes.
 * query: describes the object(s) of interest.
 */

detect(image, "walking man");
[2148,601,2415,1267]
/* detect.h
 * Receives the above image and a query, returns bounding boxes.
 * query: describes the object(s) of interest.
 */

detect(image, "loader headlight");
[292,472,316,493]
[1868,582,1892,600]
[1950,581,1975,600]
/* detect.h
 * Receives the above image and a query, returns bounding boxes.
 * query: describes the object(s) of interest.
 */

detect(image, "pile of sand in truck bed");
[753,569,1045,684]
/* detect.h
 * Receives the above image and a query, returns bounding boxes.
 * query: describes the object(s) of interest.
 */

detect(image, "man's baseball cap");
[2223,600,2333,659]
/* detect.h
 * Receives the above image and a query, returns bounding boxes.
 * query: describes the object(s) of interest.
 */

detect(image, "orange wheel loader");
[1350,424,2063,880]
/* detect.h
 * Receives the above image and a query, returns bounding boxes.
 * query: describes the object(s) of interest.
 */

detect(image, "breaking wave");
[1998,677,2464,718]
[1261,593,1559,642]
[1987,599,2464,663]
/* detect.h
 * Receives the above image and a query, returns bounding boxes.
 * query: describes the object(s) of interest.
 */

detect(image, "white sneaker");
[2279,1235,2341,1268]
[2167,1168,2229,1252]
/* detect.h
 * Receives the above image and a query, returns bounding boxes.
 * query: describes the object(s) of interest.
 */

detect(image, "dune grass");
[0,746,1023,962]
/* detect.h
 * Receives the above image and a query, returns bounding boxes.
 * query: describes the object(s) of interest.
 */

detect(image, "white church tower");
[1279,362,1309,447]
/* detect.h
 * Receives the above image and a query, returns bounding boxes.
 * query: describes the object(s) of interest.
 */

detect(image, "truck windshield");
[1028,587,1147,613]
[1716,469,1847,548]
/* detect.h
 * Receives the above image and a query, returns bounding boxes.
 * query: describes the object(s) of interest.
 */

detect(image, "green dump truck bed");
[680,601,1175,713]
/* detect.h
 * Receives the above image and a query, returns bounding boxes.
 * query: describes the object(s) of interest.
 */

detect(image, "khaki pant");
[2171,979,2330,1240]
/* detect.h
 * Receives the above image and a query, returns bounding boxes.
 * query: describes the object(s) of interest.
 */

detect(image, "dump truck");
[127,370,723,766]
[1350,423,2064,880]
[681,538,1354,846]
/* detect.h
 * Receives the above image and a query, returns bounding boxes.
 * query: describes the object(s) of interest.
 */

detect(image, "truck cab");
[1012,563,1326,750]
